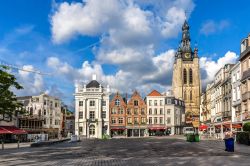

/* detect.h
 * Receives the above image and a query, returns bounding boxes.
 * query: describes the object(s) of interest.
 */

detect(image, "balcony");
[242,91,250,101]
[240,45,250,61]
[241,69,250,82]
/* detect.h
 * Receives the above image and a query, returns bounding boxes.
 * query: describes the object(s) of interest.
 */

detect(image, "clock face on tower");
[184,53,191,59]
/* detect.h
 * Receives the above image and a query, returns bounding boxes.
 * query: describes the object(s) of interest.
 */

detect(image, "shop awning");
[110,127,126,130]
[199,125,208,131]
[0,126,27,134]
[148,127,166,130]
[0,127,12,134]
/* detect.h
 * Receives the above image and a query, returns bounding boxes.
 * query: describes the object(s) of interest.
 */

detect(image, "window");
[183,69,187,84]
[134,108,138,115]
[115,99,120,106]
[184,91,187,100]
[141,117,146,124]
[44,119,46,125]
[237,86,241,100]
[160,100,163,106]
[154,100,157,106]
[120,108,124,114]
[79,101,83,106]
[89,125,95,135]
[102,111,106,118]
[141,109,145,115]
[160,117,163,124]
[30,107,33,115]
[44,109,46,115]
[50,118,52,124]
[127,117,132,124]
[119,118,123,124]
[134,100,138,106]
[127,109,131,115]
[79,127,83,133]
[167,109,171,115]
[167,117,171,124]
[90,100,95,106]
[160,108,163,114]
[134,117,139,124]
[44,100,46,105]
[89,111,95,120]
[190,91,192,100]
[111,108,116,114]
[79,112,83,119]
[149,108,152,115]
[154,117,157,124]
[149,100,152,106]
[149,117,152,124]
[112,118,116,124]
[102,100,106,106]
[167,99,171,104]
[55,102,58,107]
[189,68,193,84]
[154,108,157,115]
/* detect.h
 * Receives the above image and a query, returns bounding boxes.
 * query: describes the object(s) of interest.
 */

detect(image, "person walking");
[224,129,234,152]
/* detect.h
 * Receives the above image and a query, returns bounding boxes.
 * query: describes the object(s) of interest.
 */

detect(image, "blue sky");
[0,0,249,111]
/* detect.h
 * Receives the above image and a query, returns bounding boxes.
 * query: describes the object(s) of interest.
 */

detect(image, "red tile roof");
[147,90,162,96]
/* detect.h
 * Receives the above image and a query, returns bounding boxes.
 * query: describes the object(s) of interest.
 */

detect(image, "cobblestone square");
[0,137,250,166]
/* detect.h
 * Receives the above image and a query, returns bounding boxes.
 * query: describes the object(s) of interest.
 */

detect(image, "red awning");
[232,124,242,129]
[111,127,126,130]
[199,125,208,131]
[148,127,166,130]
[0,127,12,134]
[0,126,27,134]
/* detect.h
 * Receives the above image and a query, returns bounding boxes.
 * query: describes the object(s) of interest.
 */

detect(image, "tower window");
[189,68,193,84]
[190,91,192,101]
[183,69,187,84]
[184,91,187,100]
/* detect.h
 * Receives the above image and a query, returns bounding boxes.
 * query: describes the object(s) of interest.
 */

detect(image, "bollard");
[17,140,20,149]
[1,141,4,150]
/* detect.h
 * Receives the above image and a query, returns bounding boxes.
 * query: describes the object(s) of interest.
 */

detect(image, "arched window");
[183,69,187,84]
[184,91,187,100]
[89,125,95,135]
[189,68,193,84]
[190,91,192,101]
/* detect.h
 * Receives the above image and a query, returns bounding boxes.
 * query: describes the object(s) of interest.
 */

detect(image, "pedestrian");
[224,129,234,152]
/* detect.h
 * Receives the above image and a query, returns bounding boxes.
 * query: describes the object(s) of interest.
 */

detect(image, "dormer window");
[115,99,120,106]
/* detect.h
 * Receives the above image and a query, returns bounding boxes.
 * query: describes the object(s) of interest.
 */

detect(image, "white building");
[74,75,110,139]
[146,90,166,136]
[231,62,242,130]
[17,93,62,138]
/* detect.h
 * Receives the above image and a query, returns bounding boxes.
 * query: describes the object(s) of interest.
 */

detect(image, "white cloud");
[200,20,230,36]
[15,65,45,96]
[200,51,238,85]
[51,0,195,44]
[18,65,34,79]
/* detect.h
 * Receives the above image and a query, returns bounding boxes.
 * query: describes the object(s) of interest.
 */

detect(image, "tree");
[0,65,25,121]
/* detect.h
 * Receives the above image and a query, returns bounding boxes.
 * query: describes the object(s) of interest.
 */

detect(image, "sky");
[0,0,249,111]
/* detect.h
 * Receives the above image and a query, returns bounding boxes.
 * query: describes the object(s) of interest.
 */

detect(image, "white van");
[183,127,195,135]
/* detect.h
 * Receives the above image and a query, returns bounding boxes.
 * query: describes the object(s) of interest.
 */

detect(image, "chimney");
[92,74,97,80]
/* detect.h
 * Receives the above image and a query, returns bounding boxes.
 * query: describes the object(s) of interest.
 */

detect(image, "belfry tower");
[172,20,201,127]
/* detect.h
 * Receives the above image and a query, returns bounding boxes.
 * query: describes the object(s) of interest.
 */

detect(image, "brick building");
[126,91,147,137]
[109,93,127,138]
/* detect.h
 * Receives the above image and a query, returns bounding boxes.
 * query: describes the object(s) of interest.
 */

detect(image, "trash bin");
[186,134,195,142]
[225,138,234,152]
[194,134,200,142]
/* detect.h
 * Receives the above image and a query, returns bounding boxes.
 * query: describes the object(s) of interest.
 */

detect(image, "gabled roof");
[86,80,102,88]
[147,90,163,97]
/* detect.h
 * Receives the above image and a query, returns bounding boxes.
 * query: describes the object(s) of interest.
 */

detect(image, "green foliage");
[0,65,25,121]
[102,134,110,140]
[243,122,250,132]
[236,132,250,145]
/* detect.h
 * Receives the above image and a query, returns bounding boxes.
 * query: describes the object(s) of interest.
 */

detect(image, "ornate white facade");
[74,75,110,139]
